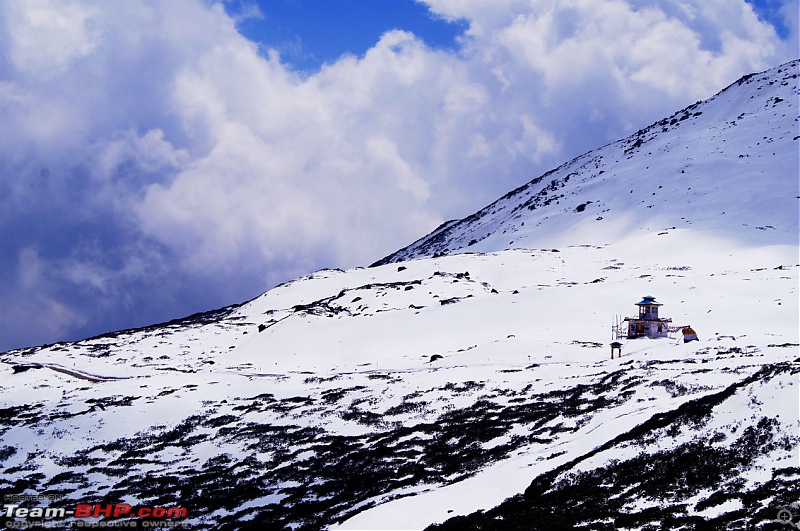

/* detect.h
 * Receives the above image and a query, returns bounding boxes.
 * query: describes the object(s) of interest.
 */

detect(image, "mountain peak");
[374,59,799,266]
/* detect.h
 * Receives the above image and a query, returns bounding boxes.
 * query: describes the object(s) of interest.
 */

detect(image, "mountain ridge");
[374,59,799,266]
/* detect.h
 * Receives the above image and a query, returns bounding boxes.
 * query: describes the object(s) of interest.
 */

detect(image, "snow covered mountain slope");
[0,61,797,531]
[374,60,799,265]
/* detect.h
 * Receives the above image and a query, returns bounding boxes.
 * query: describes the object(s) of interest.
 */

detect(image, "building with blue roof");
[623,295,671,338]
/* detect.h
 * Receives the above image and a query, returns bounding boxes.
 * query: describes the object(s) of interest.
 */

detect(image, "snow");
[694,498,744,519]
[0,60,797,530]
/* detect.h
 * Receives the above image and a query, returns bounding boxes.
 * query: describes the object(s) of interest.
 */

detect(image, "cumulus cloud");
[4,0,100,77]
[0,0,795,350]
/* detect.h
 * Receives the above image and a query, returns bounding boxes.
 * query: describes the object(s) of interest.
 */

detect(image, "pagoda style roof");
[635,295,662,306]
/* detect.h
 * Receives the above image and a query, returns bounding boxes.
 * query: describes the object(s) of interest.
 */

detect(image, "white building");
[623,295,671,339]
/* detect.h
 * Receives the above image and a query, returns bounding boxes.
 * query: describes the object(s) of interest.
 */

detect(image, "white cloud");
[4,0,100,77]
[3,248,88,343]
[0,0,795,350]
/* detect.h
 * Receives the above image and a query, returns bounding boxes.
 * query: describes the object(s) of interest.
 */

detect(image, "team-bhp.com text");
[3,503,188,528]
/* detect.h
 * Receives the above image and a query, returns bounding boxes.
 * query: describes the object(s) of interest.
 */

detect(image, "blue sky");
[232,0,468,71]
[0,0,796,352]
[746,0,794,37]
